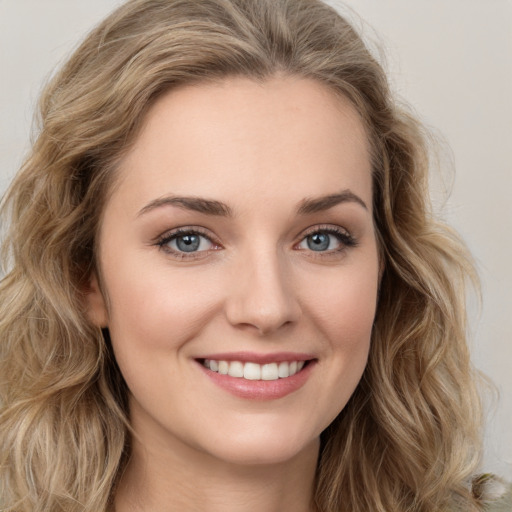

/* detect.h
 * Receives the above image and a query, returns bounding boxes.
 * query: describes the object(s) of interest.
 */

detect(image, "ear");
[84,272,109,328]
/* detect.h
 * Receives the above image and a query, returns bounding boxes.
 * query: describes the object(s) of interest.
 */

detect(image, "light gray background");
[0,0,510,479]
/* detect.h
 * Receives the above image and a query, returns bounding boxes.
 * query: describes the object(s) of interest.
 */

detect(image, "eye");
[297,227,356,253]
[156,228,220,256]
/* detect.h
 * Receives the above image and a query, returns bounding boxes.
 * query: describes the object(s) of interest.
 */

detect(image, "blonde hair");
[0,0,485,510]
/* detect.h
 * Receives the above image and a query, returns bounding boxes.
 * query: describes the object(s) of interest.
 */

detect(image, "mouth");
[195,354,316,400]
[199,358,310,381]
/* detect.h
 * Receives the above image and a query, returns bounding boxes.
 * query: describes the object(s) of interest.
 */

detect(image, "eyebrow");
[296,190,368,214]
[137,189,367,218]
[138,195,233,217]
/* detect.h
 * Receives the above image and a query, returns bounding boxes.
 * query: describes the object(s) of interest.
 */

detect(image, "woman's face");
[87,76,380,466]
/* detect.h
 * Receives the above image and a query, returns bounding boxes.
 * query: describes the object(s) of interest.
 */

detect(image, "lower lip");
[196,360,316,400]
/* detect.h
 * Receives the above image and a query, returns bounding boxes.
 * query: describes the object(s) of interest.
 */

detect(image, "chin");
[197,424,320,467]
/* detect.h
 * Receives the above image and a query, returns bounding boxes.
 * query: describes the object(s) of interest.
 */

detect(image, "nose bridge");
[225,243,300,335]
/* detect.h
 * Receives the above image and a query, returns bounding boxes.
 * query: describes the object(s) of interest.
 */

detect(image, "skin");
[86,76,380,512]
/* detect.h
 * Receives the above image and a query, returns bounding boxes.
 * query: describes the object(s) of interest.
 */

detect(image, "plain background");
[0,0,510,480]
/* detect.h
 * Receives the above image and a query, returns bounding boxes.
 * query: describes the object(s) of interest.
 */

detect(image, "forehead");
[111,76,373,216]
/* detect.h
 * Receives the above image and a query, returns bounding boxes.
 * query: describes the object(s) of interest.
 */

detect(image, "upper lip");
[195,351,316,365]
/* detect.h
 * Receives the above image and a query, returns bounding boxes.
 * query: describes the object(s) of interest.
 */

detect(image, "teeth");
[203,359,308,381]
[261,363,278,381]
[278,361,289,378]
[218,360,229,375]
[243,362,261,380]
[228,361,244,378]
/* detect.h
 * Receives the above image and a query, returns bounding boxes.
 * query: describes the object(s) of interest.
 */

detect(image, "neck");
[114,432,319,512]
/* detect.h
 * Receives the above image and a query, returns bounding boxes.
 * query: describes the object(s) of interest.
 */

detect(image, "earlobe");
[84,273,109,328]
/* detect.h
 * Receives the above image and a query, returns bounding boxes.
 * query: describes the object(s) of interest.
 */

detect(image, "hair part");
[1,1,484,511]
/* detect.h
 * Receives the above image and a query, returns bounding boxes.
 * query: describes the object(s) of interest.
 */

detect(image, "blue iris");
[176,234,201,252]
[307,232,330,251]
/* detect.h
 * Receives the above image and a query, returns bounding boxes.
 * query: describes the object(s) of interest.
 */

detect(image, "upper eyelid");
[155,228,220,260]
[295,225,357,251]
[156,226,217,243]
[154,228,218,255]
[298,224,352,239]
[154,223,354,248]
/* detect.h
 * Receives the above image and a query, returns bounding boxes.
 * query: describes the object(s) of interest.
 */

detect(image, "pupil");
[176,234,200,252]
[308,233,329,251]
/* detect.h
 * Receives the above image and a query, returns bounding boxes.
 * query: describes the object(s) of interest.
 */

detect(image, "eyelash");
[296,225,358,257]
[155,225,357,259]
[155,227,221,260]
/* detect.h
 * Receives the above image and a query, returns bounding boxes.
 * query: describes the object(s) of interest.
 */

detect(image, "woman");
[0,0,508,511]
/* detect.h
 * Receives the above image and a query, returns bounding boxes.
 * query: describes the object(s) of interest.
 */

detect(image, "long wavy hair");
[0,0,485,510]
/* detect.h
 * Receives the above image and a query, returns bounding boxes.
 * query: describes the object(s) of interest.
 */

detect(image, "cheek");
[300,256,378,398]
[301,262,379,349]
[102,259,222,375]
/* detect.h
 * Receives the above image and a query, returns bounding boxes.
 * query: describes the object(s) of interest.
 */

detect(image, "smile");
[203,359,306,381]
[197,354,316,400]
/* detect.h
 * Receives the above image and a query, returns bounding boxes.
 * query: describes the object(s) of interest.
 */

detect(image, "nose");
[224,249,301,336]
